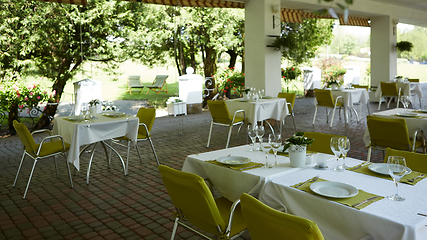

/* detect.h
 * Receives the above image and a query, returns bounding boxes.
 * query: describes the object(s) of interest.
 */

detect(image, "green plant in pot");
[396,41,413,52]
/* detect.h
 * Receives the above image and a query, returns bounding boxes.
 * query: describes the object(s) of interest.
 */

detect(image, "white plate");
[67,115,85,121]
[368,163,412,175]
[102,112,125,117]
[396,112,419,117]
[217,156,250,165]
[310,181,358,198]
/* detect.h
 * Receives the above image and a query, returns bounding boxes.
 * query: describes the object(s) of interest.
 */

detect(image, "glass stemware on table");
[247,126,258,152]
[387,156,407,201]
[260,137,271,168]
[330,137,345,172]
[254,124,265,151]
[339,138,350,170]
[399,95,411,109]
[269,133,282,167]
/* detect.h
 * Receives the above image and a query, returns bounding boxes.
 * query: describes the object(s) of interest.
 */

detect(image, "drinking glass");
[81,106,88,116]
[255,124,265,151]
[339,138,350,170]
[387,156,407,201]
[260,138,271,168]
[330,137,344,172]
[400,95,410,109]
[269,133,282,167]
[247,125,257,152]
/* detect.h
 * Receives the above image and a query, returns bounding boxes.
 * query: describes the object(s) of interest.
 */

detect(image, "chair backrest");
[128,75,141,85]
[137,107,156,136]
[151,75,169,87]
[380,82,399,96]
[277,92,296,110]
[408,79,420,83]
[303,132,347,155]
[13,120,38,156]
[158,165,226,235]
[207,100,232,125]
[352,85,369,91]
[314,89,335,108]
[240,193,324,240]
[384,148,427,173]
[366,115,411,151]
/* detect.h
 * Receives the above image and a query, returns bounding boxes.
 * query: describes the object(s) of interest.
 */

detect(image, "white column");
[370,16,397,87]
[245,0,282,97]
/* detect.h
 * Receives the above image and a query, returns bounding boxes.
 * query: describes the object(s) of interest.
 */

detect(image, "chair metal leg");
[170,218,179,240]
[378,94,383,110]
[226,126,233,148]
[23,159,38,199]
[64,153,73,188]
[148,137,160,166]
[291,113,297,132]
[265,121,275,135]
[330,107,337,128]
[312,106,318,125]
[14,153,26,187]
[135,143,143,162]
[125,141,131,175]
[207,121,214,147]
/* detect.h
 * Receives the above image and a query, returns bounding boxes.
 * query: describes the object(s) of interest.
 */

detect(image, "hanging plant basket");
[396,41,413,52]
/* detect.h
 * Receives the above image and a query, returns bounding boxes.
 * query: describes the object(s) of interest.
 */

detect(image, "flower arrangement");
[0,81,56,113]
[166,97,183,104]
[216,67,245,95]
[281,66,302,82]
[282,131,315,152]
[89,99,100,107]
[318,58,347,88]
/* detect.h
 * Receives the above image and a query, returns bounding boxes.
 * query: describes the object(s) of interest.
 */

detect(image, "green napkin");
[206,160,264,171]
[292,177,384,210]
[347,162,427,186]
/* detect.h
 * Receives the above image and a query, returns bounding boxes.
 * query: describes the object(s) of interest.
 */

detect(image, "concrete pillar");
[370,16,397,87]
[244,0,282,97]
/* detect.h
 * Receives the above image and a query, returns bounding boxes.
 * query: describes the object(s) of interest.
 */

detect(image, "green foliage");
[272,19,335,65]
[281,67,302,82]
[318,58,347,87]
[215,67,245,95]
[282,131,315,152]
[396,41,413,52]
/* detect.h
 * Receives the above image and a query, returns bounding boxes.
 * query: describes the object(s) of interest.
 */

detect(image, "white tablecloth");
[330,88,369,108]
[376,82,422,100]
[362,108,427,146]
[225,98,288,125]
[259,158,427,240]
[53,115,139,170]
[182,145,310,202]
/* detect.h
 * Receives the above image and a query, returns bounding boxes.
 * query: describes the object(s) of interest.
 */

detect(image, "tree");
[0,0,146,131]
[272,19,335,66]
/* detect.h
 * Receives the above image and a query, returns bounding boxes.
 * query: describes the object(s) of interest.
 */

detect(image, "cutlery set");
[351,196,382,208]
[350,162,372,170]
[295,176,319,188]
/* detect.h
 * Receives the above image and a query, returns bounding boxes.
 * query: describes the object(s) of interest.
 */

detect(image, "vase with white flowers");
[88,99,100,119]
[283,132,315,168]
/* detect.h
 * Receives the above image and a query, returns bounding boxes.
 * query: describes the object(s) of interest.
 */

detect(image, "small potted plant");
[166,97,186,117]
[283,131,315,168]
[396,41,413,52]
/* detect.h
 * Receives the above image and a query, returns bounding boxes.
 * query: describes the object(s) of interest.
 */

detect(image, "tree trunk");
[226,49,238,69]
[8,106,19,134]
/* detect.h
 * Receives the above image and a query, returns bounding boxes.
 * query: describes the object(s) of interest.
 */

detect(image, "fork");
[295,176,319,188]
[407,174,425,182]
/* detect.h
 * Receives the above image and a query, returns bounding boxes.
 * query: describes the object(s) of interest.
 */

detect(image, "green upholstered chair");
[303,132,347,155]
[240,193,324,240]
[277,92,297,132]
[207,100,245,148]
[158,165,247,240]
[384,148,427,173]
[111,107,159,175]
[407,78,419,83]
[378,82,402,110]
[313,89,344,128]
[13,120,73,199]
[366,115,425,162]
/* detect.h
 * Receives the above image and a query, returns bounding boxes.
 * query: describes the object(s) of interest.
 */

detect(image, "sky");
[336,23,415,36]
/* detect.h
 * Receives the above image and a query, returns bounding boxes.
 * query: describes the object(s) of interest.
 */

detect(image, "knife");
[295,176,319,188]
[352,196,381,208]
[350,162,371,171]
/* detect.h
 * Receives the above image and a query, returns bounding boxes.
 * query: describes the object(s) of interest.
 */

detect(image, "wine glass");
[330,137,344,172]
[255,124,265,151]
[400,96,411,110]
[387,156,407,201]
[261,138,271,168]
[247,125,257,152]
[339,138,350,170]
[269,133,282,167]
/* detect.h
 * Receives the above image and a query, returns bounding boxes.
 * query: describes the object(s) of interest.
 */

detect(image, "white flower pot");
[289,145,307,168]
[89,105,97,119]
[330,83,339,90]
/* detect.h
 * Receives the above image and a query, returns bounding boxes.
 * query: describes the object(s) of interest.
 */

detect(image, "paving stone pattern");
[1,85,426,240]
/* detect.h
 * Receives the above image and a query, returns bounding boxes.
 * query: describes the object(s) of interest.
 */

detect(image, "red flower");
[224,90,228,93]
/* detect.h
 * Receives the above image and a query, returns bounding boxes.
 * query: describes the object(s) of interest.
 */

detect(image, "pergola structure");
[41,0,427,96]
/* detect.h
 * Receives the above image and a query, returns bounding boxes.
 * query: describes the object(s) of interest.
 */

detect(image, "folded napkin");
[348,162,427,186]
[206,160,264,171]
[292,177,384,210]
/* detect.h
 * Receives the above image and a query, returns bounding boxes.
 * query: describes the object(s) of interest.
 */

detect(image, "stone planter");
[289,144,307,168]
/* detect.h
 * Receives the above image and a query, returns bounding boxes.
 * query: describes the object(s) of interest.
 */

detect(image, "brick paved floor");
[1,84,426,240]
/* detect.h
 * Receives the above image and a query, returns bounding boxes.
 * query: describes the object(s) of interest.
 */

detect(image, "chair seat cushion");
[215,197,246,237]
[36,141,70,157]
[114,133,150,142]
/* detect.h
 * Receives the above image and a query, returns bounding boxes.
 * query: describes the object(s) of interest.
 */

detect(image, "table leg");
[101,141,127,176]
[86,142,97,184]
